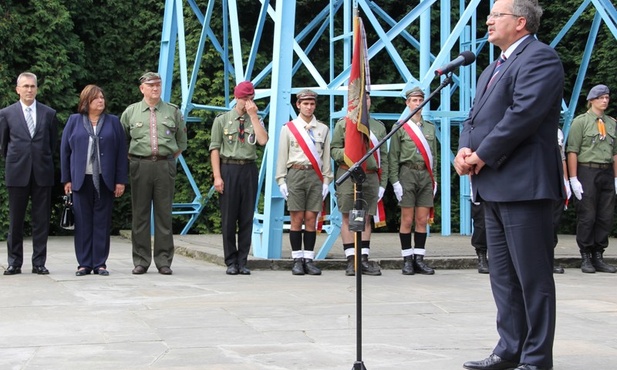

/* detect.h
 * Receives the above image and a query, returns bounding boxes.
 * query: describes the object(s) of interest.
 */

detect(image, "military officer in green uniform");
[566,84,617,274]
[388,87,437,275]
[331,91,387,276]
[210,81,268,275]
[121,71,187,275]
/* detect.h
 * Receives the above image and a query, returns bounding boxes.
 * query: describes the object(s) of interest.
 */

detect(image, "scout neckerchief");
[401,119,436,224]
[286,117,327,231]
[369,130,386,228]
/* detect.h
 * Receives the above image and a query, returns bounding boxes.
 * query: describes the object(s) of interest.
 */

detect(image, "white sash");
[369,130,380,167]
[405,120,433,170]
[292,117,322,169]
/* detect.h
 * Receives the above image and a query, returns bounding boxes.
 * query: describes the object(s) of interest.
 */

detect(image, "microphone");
[434,51,476,76]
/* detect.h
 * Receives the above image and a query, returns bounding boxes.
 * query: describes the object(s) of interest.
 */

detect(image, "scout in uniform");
[388,87,437,275]
[275,89,333,275]
[120,72,187,275]
[566,84,617,273]
[330,91,387,276]
[210,81,268,275]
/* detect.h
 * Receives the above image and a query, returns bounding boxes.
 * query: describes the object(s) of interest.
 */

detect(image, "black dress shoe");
[463,353,518,370]
[553,265,564,274]
[76,268,90,276]
[4,266,22,275]
[32,266,50,275]
[226,265,238,275]
[94,268,109,276]
[238,265,251,275]
[132,265,147,274]
[515,365,551,370]
[158,266,173,275]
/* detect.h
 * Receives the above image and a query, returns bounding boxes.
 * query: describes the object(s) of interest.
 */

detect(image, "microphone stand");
[336,73,454,370]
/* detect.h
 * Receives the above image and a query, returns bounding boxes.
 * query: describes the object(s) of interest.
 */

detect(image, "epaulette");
[166,102,179,110]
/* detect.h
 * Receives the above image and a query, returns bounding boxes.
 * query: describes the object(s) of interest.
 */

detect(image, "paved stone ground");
[0,234,615,369]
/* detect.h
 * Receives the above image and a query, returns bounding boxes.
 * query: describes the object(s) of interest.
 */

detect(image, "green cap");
[296,89,318,101]
[139,72,162,84]
[405,87,424,99]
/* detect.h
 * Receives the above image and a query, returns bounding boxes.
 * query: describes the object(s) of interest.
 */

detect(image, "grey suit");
[0,101,58,267]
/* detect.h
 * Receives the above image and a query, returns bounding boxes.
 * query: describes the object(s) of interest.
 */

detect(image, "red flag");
[343,14,370,169]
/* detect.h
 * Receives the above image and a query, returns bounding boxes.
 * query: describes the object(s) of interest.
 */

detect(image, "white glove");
[393,181,403,202]
[322,183,330,200]
[377,186,385,201]
[614,178,617,195]
[564,178,571,200]
[433,181,438,197]
[279,183,288,200]
[569,177,583,200]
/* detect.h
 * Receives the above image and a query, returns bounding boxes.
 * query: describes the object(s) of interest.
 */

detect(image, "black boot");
[361,255,382,276]
[476,250,489,274]
[553,260,564,274]
[591,251,617,273]
[402,256,414,275]
[580,252,595,273]
[292,258,305,275]
[303,258,322,275]
[413,255,435,275]
[345,256,355,276]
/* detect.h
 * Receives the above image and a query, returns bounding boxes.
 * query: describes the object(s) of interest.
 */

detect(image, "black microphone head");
[460,51,476,66]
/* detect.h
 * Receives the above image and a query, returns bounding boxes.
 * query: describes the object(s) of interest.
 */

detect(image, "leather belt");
[339,164,377,174]
[401,162,426,170]
[130,154,173,161]
[579,162,612,169]
[290,164,313,170]
[221,158,255,165]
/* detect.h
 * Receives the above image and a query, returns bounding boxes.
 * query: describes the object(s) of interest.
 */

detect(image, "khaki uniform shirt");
[275,116,333,185]
[121,100,187,156]
[388,118,437,184]
[209,109,263,160]
[566,111,617,163]
[330,117,389,188]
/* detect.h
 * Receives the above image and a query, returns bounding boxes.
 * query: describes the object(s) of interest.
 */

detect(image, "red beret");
[234,81,255,99]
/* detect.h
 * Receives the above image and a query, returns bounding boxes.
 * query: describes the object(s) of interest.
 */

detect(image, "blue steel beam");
[158,0,617,253]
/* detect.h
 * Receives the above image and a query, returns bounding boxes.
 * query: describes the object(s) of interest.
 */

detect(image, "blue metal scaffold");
[159,0,617,257]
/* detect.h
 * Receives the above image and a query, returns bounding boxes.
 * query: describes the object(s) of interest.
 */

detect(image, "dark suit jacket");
[459,36,565,202]
[60,113,128,192]
[0,101,58,187]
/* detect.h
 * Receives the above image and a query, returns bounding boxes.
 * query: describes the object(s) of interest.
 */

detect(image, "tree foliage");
[0,0,615,238]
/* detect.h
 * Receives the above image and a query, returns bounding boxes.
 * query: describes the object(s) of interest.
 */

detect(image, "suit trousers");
[219,162,258,267]
[73,175,114,270]
[6,173,52,267]
[484,199,555,369]
[471,201,486,252]
[129,158,176,269]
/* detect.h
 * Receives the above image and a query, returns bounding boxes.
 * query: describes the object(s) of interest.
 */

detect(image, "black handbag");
[60,193,75,230]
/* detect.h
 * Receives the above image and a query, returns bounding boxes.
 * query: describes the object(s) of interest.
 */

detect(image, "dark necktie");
[487,54,507,89]
[238,117,245,143]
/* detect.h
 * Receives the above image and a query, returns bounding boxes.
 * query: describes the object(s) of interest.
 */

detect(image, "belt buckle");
[151,155,158,161]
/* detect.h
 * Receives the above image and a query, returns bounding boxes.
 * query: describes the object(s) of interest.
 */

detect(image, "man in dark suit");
[0,72,59,275]
[454,1,564,370]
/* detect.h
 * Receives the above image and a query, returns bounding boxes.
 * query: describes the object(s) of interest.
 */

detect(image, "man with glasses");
[210,81,268,275]
[0,72,58,276]
[121,72,187,275]
[454,1,564,369]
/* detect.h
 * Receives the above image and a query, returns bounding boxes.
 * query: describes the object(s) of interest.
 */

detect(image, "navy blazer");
[459,37,565,203]
[0,101,58,187]
[60,113,128,192]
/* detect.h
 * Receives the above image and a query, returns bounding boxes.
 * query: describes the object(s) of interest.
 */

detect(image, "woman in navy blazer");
[60,85,128,276]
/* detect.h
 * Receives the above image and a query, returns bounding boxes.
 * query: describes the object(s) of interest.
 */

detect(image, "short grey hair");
[511,0,543,34]
[16,72,38,87]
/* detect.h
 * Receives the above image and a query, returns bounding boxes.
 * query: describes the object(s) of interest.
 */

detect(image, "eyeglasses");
[19,84,37,90]
[487,12,521,21]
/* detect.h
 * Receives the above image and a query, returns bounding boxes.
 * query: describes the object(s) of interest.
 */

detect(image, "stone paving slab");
[0,235,615,369]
